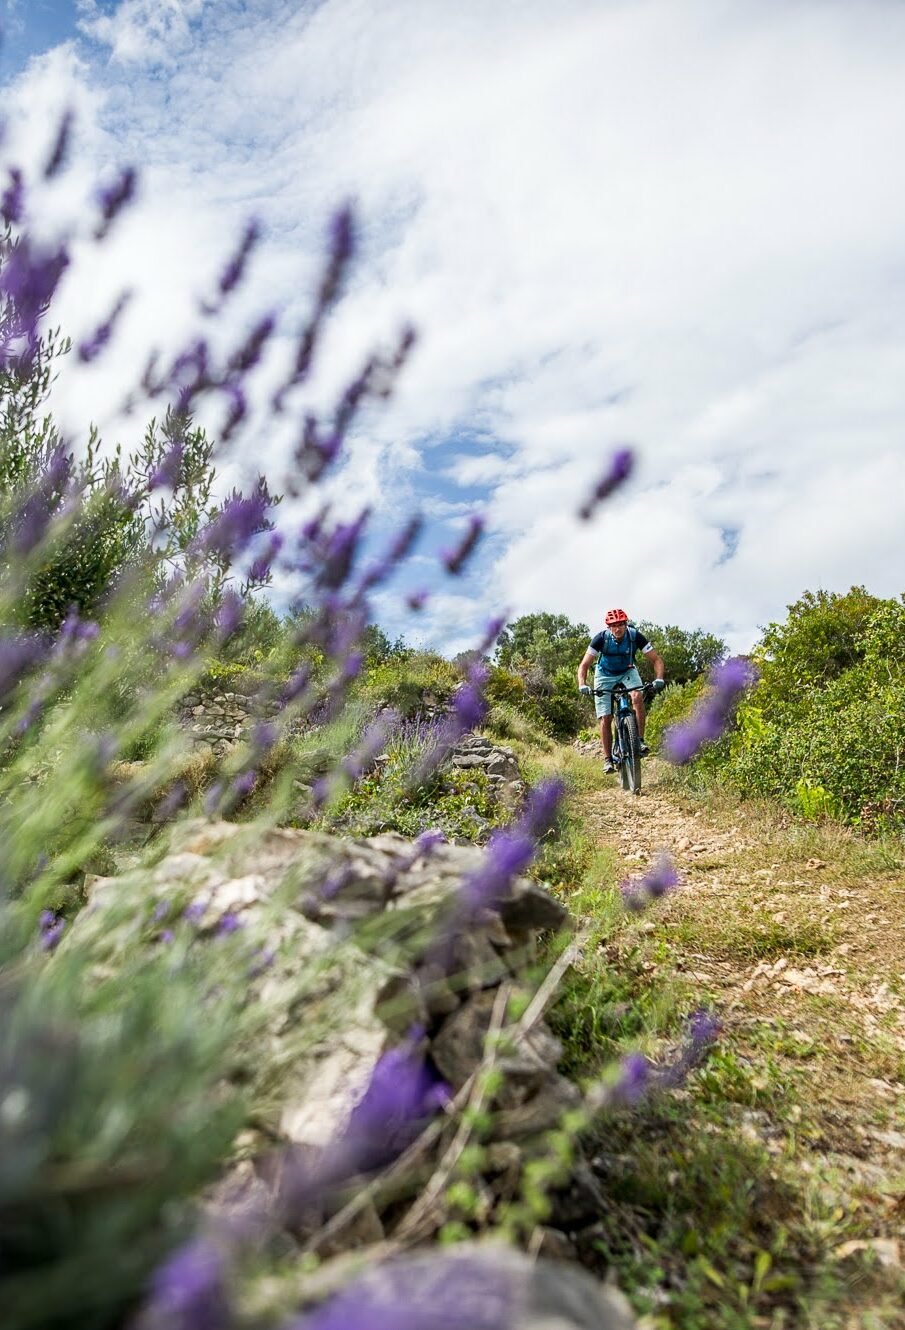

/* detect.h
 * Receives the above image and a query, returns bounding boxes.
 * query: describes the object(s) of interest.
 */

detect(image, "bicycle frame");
[591,680,655,793]
[608,682,637,763]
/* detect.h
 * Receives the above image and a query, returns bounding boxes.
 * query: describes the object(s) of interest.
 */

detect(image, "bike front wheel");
[619,713,642,794]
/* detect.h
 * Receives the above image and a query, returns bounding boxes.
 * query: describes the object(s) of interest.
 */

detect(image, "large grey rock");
[293,1243,637,1329]
[431,989,500,1088]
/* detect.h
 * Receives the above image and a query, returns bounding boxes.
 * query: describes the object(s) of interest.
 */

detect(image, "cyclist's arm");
[577,649,597,689]
[644,646,666,682]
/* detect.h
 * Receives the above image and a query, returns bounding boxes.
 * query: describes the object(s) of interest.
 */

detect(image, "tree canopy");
[495,612,590,677]
[635,622,727,684]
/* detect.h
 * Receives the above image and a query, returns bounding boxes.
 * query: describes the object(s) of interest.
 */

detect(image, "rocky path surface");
[580,757,905,1276]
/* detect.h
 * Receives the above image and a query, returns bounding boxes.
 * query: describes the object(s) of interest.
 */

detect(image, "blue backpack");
[596,625,637,675]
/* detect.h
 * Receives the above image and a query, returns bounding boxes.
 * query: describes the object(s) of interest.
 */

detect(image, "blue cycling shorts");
[595,666,643,718]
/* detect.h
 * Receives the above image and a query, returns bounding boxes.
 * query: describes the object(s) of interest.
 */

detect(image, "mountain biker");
[576,609,666,773]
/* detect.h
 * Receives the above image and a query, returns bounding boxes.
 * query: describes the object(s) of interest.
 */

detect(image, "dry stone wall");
[83,817,635,1324]
[177,687,285,757]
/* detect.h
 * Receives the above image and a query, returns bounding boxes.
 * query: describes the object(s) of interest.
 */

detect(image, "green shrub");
[327,763,501,840]
[484,701,552,749]
[484,665,530,708]
[361,651,460,717]
[754,585,883,712]
[0,900,248,1330]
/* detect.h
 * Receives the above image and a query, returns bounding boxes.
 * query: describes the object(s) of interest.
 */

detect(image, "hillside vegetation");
[2,145,904,1330]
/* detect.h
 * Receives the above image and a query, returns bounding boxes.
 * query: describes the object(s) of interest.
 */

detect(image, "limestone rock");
[293,1244,637,1329]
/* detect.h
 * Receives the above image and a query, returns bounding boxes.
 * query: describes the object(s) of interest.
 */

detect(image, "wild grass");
[537,740,905,1329]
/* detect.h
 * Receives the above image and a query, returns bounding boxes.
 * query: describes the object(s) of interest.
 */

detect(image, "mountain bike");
[593,680,655,795]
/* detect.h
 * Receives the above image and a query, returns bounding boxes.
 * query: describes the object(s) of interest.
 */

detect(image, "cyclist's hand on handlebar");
[579,684,592,696]
[651,678,666,694]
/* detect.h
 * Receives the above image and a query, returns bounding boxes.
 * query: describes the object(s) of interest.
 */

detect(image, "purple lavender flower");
[0,634,45,703]
[201,492,272,562]
[358,516,423,592]
[324,203,355,296]
[279,1033,450,1225]
[322,324,416,440]
[149,442,185,491]
[620,853,680,912]
[232,770,258,800]
[203,783,225,815]
[167,338,210,406]
[214,589,244,640]
[407,670,487,787]
[94,166,137,240]
[339,651,363,683]
[663,657,757,765]
[44,109,73,179]
[293,416,337,483]
[220,381,248,441]
[477,614,506,654]
[613,1052,651,1104]
[38,910,65,952]
[406,587,429,611]
[217,912,242,935]
[340,1038,450,1175]
[203,219,260,312]
[317,510,370,590]
[250,722,277,754]
[281,663,311,705]
[592,1007,720,1111]
[226,312,275,377]
[441,514,483,576]
[0,236,70,367]
[687,1007,722,1050]
[342,711,399,780]
[300,511,326,543]
[452,679,487,731]
[184,900,208,924]
[159,929,175,945]
[1,167,24,225]
[578,447,635,520]
[249,946,276,978]
[429,780,563,958]
[154,781,188,822]
[417,828,447,852]
[319,863,354,902]
[658,1008,722,1088]
[77,290,131,362]
[146,1237,229,1330]
[520,778,565,839]
[247,531,283,585]
[171,580,206,637]
[273,205,356,409]
[460,828,535,916]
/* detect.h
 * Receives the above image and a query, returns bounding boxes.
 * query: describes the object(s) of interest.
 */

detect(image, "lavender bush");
[0,123,729,1330]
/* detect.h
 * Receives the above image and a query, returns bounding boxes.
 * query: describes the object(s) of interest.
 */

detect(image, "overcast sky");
[3,0,904,655]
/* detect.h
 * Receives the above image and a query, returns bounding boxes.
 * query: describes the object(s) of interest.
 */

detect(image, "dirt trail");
[581,756,905,1267]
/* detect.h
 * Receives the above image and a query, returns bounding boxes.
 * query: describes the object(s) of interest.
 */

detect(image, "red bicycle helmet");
[604,607,629,625]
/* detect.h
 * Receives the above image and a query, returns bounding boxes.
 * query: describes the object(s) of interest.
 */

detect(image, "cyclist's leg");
[595,677,616,759]
[622,667,645,735]
[598,714,613,759]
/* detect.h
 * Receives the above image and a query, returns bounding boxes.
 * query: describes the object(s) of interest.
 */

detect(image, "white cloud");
[76,0,208,65]
[2,0,905,653]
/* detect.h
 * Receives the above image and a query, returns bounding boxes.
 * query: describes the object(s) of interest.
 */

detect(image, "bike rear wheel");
[619,713,642,794]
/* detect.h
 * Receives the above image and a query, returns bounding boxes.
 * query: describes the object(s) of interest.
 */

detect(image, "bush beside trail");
[649,587,905,834]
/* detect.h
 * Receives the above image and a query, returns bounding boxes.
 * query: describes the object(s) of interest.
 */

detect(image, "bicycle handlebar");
[590,681,654,697]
